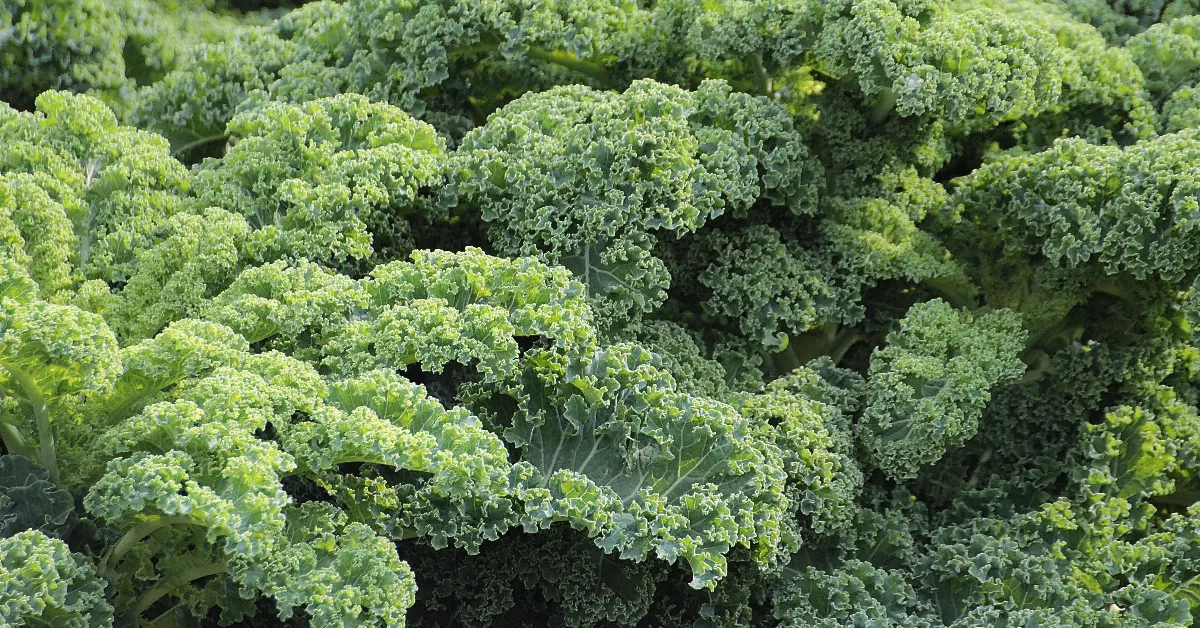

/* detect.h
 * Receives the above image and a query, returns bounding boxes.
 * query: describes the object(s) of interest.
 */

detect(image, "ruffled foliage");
[3,1,1200,626]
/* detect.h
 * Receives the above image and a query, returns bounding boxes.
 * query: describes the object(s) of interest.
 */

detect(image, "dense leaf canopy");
[1,0,1200,626]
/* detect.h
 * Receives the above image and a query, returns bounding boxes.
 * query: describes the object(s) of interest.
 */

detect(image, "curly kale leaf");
[129,28,309,160]
[204,248,597,380]
[279,369,528,552]
[496,344,790,590]
[0,260,121,484]
[860,300,1027,479]
[191,93,446,269]
[453,78,821,328]
[82,331,418,625]
[771,559,934,628]
[236,503,415,628]
[738,360,865,539]
[1128,16,1200,102]
[950,131,1200,284]
[0,0,129,111]
[0,91,189,296]
[0,529,113,628]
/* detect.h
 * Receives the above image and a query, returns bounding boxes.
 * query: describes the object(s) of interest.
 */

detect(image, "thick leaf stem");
[105,516,202,572]
[6,367,58,484]
[525,47,611,82]
[0,419,32,458]
[129,561,227,618]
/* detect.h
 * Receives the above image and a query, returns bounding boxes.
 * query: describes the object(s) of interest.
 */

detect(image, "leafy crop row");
[2,0,1200,626]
